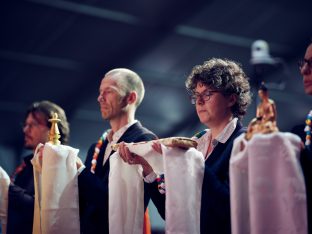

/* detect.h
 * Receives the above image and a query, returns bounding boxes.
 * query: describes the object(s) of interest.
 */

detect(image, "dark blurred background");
[1,0,312,232]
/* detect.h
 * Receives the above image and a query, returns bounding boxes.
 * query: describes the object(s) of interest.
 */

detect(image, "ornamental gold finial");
[48,112,61,145]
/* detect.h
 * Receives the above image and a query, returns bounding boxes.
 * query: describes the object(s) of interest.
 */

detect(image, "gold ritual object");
[48,112,61,145]
[245,82,279,140]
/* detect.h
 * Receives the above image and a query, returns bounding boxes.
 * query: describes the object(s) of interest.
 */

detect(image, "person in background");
[298,41,312,234]
[7,100,69,234]
[77,68,165,234]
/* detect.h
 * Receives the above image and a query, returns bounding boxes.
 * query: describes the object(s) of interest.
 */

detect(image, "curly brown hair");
[185,58,252,119]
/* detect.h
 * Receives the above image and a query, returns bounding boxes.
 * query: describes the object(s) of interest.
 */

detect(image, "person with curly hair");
[119,58,251,233]
[185,58,251,234]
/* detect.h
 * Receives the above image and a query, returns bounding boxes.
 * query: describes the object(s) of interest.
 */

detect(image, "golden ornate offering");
[246,82,279,140]
[256,82,277,126]
[48,112,61,145]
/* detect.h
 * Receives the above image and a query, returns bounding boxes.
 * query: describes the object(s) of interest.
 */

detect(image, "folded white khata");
[0,166,10,234]
[109,137,204,234]
[230,132,307,234]
[32,143,80,234]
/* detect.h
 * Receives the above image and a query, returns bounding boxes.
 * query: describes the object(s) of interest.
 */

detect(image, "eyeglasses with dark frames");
[298,58,312,70]
[189,90,219,105]
[21,121,46,130]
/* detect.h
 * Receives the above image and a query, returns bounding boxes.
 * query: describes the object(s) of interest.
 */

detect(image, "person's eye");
[104,89,113,95]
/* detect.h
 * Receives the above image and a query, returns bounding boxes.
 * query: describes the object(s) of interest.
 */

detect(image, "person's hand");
[76,156,84,169]
[118,142,153,176]
[118,142,142,165]
[152,141,163,154]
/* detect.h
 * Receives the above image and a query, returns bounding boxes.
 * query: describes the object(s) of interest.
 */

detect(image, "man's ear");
[127,91,137,105]
[227,94,237,107]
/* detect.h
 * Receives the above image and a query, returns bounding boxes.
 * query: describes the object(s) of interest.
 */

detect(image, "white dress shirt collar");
[195,118,238,159]
[103,120,138,165]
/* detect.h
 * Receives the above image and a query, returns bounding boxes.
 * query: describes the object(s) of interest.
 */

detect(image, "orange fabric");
[143,208,151,234]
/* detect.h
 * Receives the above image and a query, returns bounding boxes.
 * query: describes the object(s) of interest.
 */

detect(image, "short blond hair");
[105,68,145,107]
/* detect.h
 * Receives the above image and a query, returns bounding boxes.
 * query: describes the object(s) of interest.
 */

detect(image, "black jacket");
[7,154,34,234]
[200,124,246,234]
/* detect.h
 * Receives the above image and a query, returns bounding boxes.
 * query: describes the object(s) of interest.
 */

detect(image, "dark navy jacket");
[200,123,245,234]
[7,154,34,234]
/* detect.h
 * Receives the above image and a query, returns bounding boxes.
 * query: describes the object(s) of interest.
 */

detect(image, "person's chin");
[24,143,34,150]
[102,115,112,121]
[198,116,208,125]
[304,86,312,96]
[101,112,109,119]
[303,79,312,95]
[304,85,312,95]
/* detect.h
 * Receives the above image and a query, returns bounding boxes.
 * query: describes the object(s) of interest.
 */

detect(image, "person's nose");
[97,94,104,103]
[196,96,205,105]
[300,63,311,76]
[23,125,30,133]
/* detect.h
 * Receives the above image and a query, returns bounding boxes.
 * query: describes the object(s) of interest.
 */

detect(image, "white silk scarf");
[109,142,204,234]
[0,167,10,234]
[230,132,307,234]
[32,143,80,234]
